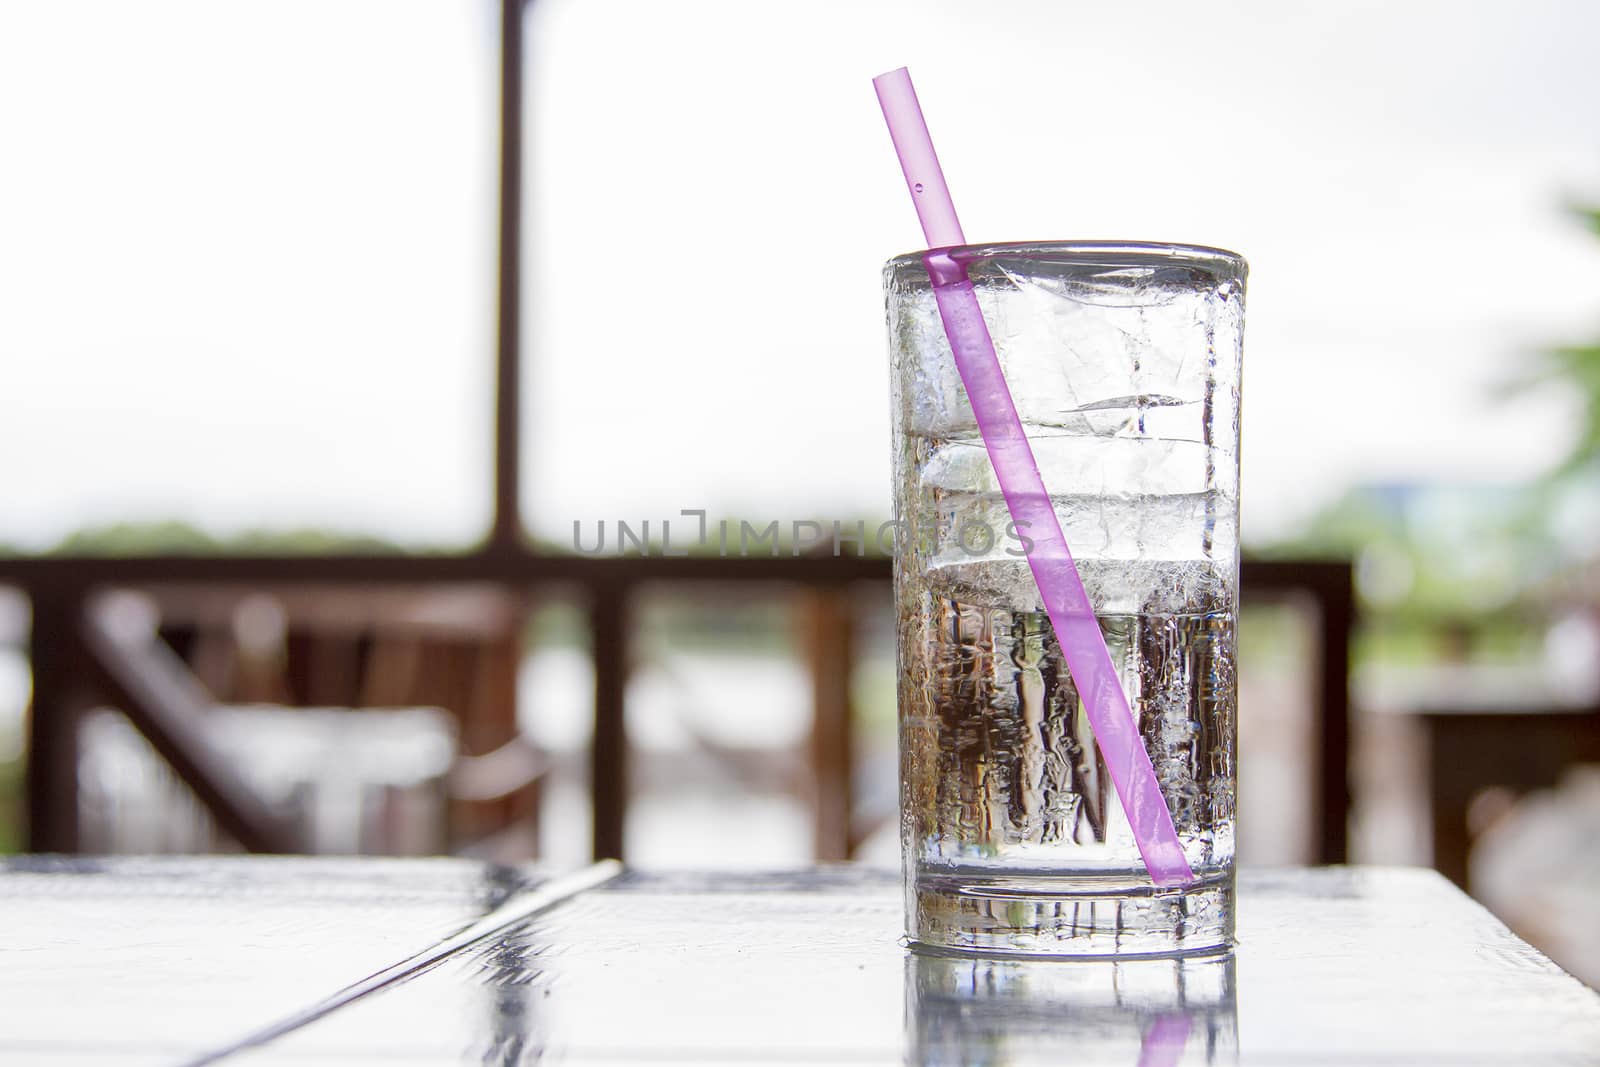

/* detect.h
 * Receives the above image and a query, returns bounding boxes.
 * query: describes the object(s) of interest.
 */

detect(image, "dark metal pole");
[491,0,524,550]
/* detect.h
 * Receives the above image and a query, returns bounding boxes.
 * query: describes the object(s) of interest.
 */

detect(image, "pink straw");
[874,67,1194,887]
[1137,1015,1194,1067]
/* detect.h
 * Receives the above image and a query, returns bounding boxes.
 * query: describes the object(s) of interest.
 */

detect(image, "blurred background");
[2,0,1598,984]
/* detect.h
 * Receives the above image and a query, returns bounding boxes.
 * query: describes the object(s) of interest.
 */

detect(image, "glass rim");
[885,239,1247,279]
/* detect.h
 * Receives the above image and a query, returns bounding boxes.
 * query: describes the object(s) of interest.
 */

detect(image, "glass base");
[908,867,1234,958]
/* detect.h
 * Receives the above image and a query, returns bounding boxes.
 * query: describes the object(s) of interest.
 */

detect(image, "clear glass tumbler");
[886,241,1246,956]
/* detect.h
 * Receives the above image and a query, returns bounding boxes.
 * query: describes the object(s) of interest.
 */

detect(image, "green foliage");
[637,595,798,655]
[43,521,404,557]
[1253,492,1395,563]
[1536,204,1600,476]
[1544,340,1600,474]
[49,520,219,556]
[1267,200,1600,654]
[524,599,590,649]
[225,528,403,555]
[1270,483,1563,625]
[0,755,15,854]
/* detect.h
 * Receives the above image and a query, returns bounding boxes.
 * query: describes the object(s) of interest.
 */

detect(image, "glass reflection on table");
[906,949,1237,1067]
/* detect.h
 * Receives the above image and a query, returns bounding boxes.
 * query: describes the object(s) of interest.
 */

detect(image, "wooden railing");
[1,551,1354,862]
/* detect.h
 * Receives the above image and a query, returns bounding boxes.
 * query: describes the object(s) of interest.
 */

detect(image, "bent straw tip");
[872,66,909,86]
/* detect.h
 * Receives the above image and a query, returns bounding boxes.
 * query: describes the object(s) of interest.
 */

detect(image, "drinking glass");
[886,241,1246,955]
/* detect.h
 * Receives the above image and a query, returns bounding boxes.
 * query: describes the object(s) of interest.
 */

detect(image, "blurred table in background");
[2,859,1596,1065]
[78,706,457,855]
[1418,705,1600,890]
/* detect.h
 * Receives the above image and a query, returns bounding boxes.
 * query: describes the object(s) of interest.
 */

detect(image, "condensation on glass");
[886,241,1246,955]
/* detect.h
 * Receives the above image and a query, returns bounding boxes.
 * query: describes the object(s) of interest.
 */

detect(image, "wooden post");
[25,589,88,852]
[806,587,855,861]
[590,583,628,860]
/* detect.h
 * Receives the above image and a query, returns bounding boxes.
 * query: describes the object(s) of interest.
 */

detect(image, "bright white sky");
[3,0,1599,551]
